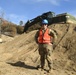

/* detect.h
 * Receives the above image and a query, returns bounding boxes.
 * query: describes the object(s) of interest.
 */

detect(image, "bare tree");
[0,18,2,38]
[19,20,23,26]
[0,10,4,37]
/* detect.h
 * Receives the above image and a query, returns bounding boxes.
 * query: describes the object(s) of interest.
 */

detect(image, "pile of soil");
[0,23,76,75]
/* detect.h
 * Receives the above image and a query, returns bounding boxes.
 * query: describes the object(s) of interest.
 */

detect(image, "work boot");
[47,66,51,73]
[36,65,44,71]
[46,69,51,73]
[36,65,41,70]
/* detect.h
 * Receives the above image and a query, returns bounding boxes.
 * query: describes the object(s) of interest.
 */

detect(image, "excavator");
[23,11,55,32]
[23,11,76,32]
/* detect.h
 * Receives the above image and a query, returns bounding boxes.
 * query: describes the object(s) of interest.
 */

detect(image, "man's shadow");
[7,61,37,70]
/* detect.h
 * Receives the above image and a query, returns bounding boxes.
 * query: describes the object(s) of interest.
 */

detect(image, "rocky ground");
[0,23,76,75]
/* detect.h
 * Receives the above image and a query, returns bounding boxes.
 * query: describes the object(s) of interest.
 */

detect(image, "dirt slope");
[0,23,76,75]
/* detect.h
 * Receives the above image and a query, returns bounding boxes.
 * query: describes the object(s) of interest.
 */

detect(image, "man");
[35,19,57,72]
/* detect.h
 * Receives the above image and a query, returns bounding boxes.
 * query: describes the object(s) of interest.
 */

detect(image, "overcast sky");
[0,0,76,25]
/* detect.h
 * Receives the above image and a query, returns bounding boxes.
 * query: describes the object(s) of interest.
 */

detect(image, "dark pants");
[38,43,53,70]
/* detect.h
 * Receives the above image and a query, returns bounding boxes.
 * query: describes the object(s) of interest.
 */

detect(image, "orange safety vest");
[38,28,52,44]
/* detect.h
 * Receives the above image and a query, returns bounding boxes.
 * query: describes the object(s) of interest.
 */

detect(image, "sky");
[0,0,76,25]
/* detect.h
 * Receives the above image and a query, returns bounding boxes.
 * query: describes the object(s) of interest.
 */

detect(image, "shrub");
[16,26,24,34]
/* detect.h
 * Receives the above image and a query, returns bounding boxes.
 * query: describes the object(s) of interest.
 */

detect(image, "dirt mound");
[0,23,76,75]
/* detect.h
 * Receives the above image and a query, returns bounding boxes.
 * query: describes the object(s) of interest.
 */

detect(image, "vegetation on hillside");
[1,19,24,37]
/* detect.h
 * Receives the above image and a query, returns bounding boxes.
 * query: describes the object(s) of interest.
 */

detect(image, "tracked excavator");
[23,11,76,32]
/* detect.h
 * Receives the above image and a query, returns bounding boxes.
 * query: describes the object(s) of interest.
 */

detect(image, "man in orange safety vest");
[35,19,57,72]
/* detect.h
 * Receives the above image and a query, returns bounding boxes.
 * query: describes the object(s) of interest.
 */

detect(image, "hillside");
[0,23,76,75]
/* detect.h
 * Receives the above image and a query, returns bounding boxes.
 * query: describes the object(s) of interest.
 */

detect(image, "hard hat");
[42,19,48,24]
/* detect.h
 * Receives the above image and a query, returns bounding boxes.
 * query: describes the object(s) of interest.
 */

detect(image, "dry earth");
[0,23,76,75]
